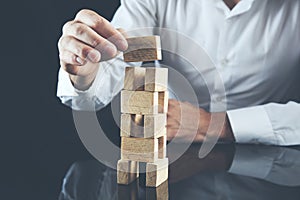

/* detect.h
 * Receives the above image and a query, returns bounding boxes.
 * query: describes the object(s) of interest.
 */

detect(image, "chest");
[159,0,300,81]
[158,0,300,108]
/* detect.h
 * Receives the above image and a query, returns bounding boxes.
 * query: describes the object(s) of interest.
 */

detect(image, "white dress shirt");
[228,146,300,187]
[57,0,300,145]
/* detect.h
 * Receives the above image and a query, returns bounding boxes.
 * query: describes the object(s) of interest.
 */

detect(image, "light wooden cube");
[121,151,159,163]
[121,137,159,163]
[145,67,168,92]
[158,91,168,114]
[121,137,158,154]
[146,158,169,187]
[117,160,139,185]
[121,90,168,115]
[124,36,162,62]
[120,113,166,138]
[158,136,167,159]
[124,67,146,91]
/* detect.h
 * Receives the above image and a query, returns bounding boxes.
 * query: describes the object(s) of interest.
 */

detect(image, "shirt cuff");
[57,67,100,97]
[56,67,106,110]
[57,67,80,97]
[227,106,277,144]
[228,145,274,179]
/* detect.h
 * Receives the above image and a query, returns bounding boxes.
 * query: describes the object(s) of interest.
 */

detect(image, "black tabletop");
[57,143,300,200]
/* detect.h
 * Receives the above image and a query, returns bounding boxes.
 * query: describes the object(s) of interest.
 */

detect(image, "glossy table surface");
[58,143,300,200]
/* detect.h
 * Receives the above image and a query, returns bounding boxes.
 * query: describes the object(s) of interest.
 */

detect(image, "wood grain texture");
[117,160,139,185]
[158,136,167,159]
[124,36,162,62]
[121,151,158,163]
[120,114,132,137]
[158,91,168,113]
[124,67,146,91]
[146,158,169,187]
[145,67,168,92]
[121,90,168,115]
[121,90,158,114]
[144,114,167,138]
[120,114,144,138]
[121,137,158,153]
[120,113,166,138]
[121,137,159,162]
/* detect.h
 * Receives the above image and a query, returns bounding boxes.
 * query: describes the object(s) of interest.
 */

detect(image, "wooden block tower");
[117,36,168,187]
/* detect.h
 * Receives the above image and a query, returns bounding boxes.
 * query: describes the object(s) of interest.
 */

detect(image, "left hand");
[167,99,234,142]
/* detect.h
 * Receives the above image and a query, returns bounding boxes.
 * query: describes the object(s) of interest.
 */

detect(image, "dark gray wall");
[1,1,121,199]
[2,0,120,141]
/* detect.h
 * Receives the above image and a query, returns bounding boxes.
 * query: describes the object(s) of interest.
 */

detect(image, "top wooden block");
[124,36,162,62]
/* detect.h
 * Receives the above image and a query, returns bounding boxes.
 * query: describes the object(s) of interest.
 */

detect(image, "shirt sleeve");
[228,145,300,186]
[56,0,158,111]
[227,101,300,146]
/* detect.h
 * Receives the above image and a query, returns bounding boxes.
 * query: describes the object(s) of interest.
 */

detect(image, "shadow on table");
[59,144,300,200]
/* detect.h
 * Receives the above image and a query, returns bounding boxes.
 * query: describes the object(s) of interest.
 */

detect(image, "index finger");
[75,9,128,51]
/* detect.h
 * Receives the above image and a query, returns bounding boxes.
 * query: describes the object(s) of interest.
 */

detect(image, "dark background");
[1,0,120,199]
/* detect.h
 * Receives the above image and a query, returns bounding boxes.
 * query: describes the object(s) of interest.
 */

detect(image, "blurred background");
[1,0,120,199]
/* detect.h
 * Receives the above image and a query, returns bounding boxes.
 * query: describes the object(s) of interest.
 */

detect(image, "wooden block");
[121,151,159,163]
[146,158,169,187]
[158,91,168,113]
[121,90,158,114]
[121,137,166,165]
[120,114,132,137]
[124,36,162,62]
[130,114,144,138]
[121,137,158,154]
[146,180,168,200]
[124,67,146,91]
[121,90,168,115]
[121,137,159,162]
[145,67,168,92]
[158,136,167,159]
[120,113,167,138]
[120,114,144,138]
[144,114,167,138]
[117,160,139,185]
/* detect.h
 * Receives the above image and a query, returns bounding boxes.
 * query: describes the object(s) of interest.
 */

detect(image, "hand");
[57,9,128,90]
[167,99,234,142]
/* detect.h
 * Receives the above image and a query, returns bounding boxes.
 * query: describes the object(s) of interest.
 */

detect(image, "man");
[57,0,300,145]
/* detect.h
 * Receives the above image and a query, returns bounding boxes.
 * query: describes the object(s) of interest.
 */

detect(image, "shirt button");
[221,58,229,65]
[216,97,223,101]
[212,96,223,102]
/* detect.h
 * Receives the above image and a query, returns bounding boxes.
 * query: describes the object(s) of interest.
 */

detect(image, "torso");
[155,0,300,111]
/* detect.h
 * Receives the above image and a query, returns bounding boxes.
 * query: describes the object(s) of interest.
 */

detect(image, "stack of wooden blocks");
[117,36,169,187]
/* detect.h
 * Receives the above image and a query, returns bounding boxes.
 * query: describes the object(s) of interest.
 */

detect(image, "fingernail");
[76,57,84,65]
[88,50,101,62]
[116,39,128,51]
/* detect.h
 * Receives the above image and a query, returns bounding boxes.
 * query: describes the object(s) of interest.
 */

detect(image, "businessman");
[57,0,300,145]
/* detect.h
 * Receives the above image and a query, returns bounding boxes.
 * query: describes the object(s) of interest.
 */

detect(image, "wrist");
[221,113,235,142]
[70,71,98,91]
[203,112,235,142]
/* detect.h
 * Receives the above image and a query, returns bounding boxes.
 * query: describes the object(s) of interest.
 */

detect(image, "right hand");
[57,9,128,90]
